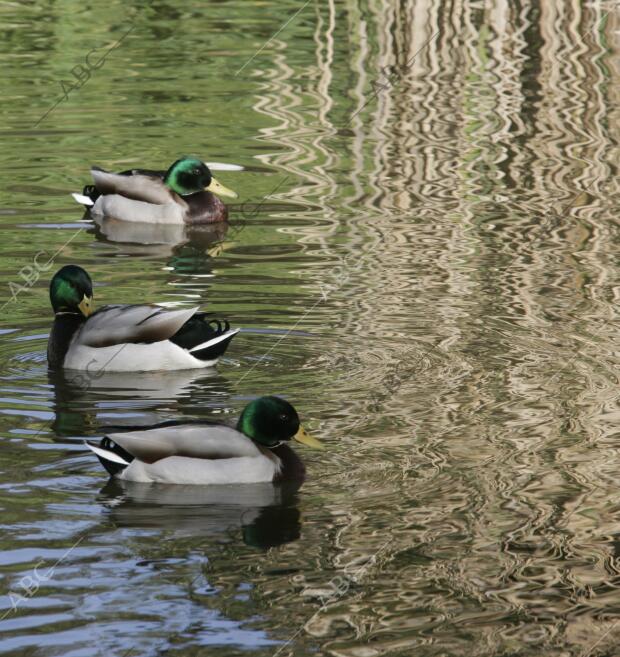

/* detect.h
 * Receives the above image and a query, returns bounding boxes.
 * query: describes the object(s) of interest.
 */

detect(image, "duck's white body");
[51,305,238,372]
[87,425,286,485]
[91,194,186,224]
[64,339,218,371]
[121,453,282,484]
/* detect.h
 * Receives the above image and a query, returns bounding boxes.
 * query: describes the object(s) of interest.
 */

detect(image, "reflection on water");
[100,479,302,549]
[91,215,229,257]
[0,0,619,656]
[47,367,234,437]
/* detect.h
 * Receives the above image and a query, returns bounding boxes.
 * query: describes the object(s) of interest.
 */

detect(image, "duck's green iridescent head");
[237,396,323,450]
[164,156,237,199]
[50,265,94,317]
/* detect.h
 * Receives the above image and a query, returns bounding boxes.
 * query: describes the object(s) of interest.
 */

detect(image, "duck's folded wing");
[77,305,198,348]
[91,167,175,205]
[106,425,260,463]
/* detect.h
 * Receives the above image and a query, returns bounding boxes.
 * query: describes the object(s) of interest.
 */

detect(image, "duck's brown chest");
[185,192,228,224]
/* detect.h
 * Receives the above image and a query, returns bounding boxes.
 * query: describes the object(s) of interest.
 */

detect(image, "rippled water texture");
[1,1,619,656]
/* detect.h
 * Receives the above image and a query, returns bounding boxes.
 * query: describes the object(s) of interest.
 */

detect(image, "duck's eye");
[279,413,289,421]
[193,168,201,175]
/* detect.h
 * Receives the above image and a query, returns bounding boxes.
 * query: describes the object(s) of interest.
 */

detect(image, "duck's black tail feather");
[85,438,133,477]
[170,313,239,362]
[82,184,100,204]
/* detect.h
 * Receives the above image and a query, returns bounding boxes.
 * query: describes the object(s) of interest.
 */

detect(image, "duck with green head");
[72,156,238,224]
[86,396,324,484]
[48,264,239,372]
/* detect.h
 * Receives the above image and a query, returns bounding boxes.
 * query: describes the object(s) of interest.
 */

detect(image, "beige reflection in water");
[243,2,619,655]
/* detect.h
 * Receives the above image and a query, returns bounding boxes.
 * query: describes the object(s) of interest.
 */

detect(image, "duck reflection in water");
[89,214,232,261]
[48,367,233,439]
[98,478,302,549]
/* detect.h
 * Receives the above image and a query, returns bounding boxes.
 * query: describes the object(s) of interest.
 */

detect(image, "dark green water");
[1,1,619,656]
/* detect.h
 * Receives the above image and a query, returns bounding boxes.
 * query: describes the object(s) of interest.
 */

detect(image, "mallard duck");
[85,396,324,485]
[72,156,238,224]
[48,265,238,372]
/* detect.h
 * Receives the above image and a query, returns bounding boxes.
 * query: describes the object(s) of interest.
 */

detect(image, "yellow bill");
[293,426,324,449]
[207,177,238,199]
[78,294,94,317]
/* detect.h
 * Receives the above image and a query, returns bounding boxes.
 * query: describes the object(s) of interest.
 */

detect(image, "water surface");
[0,1,619,656]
